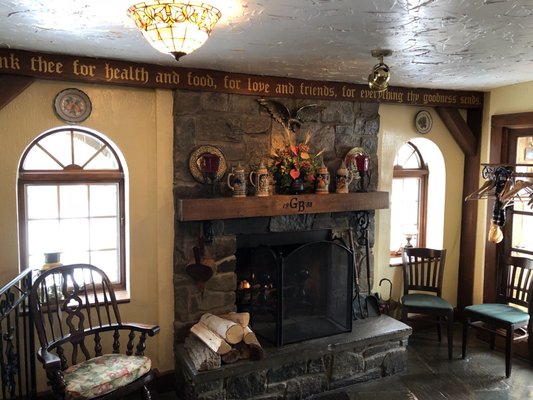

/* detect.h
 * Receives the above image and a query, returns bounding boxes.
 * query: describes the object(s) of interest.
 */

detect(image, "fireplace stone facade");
[173,90,380,342]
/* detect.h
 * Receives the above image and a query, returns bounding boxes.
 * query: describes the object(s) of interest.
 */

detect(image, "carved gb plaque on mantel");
[176,192,389,222]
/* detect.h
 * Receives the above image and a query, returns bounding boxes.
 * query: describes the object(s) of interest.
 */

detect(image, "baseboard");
[151,369,177,394]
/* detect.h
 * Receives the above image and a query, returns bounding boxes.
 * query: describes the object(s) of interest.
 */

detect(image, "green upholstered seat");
[464,304,529,325]
[462,256,533,378]
[402,293,453,311]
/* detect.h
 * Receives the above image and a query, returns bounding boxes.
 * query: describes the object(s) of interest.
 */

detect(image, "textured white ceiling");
[1,0,533,91]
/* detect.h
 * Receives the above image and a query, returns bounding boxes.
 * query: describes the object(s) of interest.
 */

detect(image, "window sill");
[115,289,131,304]
[389,256,402,267]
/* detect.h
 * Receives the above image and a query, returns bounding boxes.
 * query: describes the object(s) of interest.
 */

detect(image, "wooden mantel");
[176,191,389,222]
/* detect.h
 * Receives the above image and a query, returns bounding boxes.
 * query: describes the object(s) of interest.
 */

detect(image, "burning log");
[190,322,232,355]
[200,313,244,344]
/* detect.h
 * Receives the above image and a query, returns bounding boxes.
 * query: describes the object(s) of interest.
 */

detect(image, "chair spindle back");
[402,248,447,296]
[29,264,124,370]
[497,256,533,311]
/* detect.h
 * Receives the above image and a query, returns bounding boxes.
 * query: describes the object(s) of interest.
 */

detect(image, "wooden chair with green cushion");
[462,256,533,378]
[29,264,160,400]
[402,247,453,359]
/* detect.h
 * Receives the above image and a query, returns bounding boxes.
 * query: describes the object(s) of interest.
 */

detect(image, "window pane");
[90,218,118,250]
[90,185,118,217]
[26,186,58,219]
[512,213,533,253]
[38,131,73,168]
[91,250,119,282]
[28,219,60,257]
[394,143,421,168]
[60,185,88,218]
[61,251,90,265]
[23,145,63,170]
[60,218,89,252]
[84,149,119,170]
[390,177,421,252]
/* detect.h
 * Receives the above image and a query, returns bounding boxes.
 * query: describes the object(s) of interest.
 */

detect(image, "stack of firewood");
[184,312,264,371]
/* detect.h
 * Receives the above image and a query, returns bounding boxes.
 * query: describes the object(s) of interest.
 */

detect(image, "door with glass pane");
[502,134,533,261]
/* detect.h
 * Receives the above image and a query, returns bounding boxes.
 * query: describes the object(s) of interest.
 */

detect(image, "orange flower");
[300,152,310,160]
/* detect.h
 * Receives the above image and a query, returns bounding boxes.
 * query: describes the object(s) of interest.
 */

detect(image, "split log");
[190,322,232,355]
[235,341,250,360]
[184,335,221,371]
[243,326,258,344]
[200,313,244,344]
[248,342,264,361]
[242,326,264,360]
[220,348,240,364]
[218,312,250,327]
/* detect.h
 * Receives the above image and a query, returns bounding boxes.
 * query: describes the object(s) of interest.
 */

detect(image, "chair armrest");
[121,322,161,336]
[37,349,62,371]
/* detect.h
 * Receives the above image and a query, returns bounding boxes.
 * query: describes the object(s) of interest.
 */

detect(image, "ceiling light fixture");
[127,1,222,61]
[368,49,392,92]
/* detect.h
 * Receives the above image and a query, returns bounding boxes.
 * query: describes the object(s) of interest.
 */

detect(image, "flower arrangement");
[269,131,323,194]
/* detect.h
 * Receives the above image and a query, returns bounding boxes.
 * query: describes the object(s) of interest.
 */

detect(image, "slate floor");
[311,324,533,400]
[158,324,533,400]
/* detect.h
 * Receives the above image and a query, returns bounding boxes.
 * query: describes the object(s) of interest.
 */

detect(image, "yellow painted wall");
[375,104,465,306]
[0,80,175,382]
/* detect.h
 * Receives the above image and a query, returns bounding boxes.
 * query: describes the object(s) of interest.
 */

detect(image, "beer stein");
[315,164,330,194]
[335,161,353,193]
[227,163,247,197]
[249,161,270,197]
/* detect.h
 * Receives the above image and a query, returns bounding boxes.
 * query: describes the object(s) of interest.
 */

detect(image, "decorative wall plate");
[415,110,432,134]
[344,147,367,173]
[189,145,227,183]
[54,88,92,123]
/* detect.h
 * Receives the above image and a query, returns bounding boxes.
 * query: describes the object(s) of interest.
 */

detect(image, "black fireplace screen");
[236,236,353,346]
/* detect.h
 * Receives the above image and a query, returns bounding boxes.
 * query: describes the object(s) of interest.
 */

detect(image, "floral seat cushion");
[64,353,151,400]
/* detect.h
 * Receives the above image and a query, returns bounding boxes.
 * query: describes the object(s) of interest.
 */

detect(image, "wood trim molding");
[483,112,533,303]
[436,107,478,156]
[0,74,34,111]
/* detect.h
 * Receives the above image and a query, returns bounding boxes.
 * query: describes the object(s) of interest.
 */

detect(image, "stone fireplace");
[172,90,411,399]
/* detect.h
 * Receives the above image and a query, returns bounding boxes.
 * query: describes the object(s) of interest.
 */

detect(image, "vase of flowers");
[269,132,323,194]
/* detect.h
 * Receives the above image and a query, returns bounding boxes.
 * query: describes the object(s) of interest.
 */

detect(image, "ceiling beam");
[0,74,35,112]
[436,107,477,156]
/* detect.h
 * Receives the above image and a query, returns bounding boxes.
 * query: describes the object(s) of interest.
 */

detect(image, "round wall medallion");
[414,110,432,134]
[54,88,92,123]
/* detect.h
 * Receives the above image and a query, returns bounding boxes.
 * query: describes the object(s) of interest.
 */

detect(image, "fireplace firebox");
[235,230,353,346]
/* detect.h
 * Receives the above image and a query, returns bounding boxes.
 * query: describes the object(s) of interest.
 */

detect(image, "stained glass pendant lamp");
[127,1,222,61]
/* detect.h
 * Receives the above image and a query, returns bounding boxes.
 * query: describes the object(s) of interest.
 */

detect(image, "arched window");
[18,127,127,289]
[390,141,429,256]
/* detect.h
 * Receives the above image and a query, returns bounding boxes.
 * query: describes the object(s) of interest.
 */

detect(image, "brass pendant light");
[368,49,392,92]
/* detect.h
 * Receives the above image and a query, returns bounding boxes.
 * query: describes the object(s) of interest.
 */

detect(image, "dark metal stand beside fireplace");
[235,230,353,346]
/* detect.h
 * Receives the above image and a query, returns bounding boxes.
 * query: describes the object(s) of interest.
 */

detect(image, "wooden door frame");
[484,112,533,302]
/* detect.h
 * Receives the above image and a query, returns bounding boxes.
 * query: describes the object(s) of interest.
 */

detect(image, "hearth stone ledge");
[175,315,411,400]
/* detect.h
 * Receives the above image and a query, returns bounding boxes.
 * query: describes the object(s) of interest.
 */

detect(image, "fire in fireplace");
[235,230,353,346]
